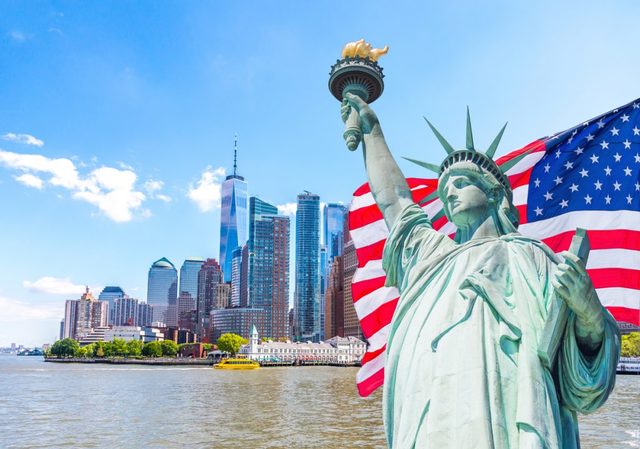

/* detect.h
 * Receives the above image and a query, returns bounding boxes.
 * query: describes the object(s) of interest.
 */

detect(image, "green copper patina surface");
[339,93,620,449]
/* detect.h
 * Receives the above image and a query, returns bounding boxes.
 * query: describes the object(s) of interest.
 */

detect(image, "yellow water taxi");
[213,358,260,370]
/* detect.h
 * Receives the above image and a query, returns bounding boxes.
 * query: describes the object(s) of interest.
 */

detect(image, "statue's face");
[442,174,491,228]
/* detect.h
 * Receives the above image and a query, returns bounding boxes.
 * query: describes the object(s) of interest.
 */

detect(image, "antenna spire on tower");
[233,134,238,176]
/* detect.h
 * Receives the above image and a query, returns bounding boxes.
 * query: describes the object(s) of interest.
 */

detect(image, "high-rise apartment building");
[74,287,109,339]
[219,138,248,283]
[98,286,126,325]
[230,246,243,307]
[62,299,79,339]
[146,257,178,325]
[294,191,321,342]
[342,238,362,339]
[250,212,290,339]
[324,256,344,339]
[137,302,153,327]
[176,292,197,331]
[113,297,139,326]
[196,258,224,341]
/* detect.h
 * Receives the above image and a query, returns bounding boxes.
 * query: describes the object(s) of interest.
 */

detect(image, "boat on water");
[214,358,260,370]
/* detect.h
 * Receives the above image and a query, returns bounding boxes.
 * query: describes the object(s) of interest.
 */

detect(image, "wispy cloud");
[2,133,44,147]
[277,202,297,216]
[187,167,225,212]
[0,149,154,222]
[0,296,61,322]
[23,277,89,296]
[14,173,44,189]
[144,179,171,202]
[8,31,29,42]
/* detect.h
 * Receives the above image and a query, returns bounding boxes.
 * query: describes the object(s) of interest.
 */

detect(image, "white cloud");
[8,31,29,42]
[187,167,225,212]
[0,296,61,322]
[0,149,153,222]
[14,173,44,189]
[23,277,87,295]
[277,202,297,216]
[144,179,171,202]
[2,133,44,147]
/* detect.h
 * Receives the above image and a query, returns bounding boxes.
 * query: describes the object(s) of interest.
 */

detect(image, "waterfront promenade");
[1,355,638,449]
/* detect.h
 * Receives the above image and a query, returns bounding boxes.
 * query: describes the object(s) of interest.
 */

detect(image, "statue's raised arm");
[341,93,414,229]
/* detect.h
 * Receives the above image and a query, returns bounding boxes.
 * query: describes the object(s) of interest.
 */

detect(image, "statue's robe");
[382,204,620,449]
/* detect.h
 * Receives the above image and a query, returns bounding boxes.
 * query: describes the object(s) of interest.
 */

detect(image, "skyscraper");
[323,203,347,263]
[294,191,321,342]
[196,258,224,341]
[219,137,248,282]
[230,246,243,307]
[98,286,126,325]
[146,257,178,325]
[250,212,290,339]
[113,296,139,326]
[179,257,206,300]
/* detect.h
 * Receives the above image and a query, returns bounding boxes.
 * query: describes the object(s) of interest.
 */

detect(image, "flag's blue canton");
[527,100,640,222]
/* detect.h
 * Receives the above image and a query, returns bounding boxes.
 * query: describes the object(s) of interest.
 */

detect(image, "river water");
[0,356,637,448]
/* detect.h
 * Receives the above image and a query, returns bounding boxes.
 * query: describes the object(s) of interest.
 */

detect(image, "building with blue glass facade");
[219,142,248,283]
[323,203,347,263]
[294,191,321,342]
[98,286,126,325]
[146,257,178,325]
[179,257,205,301]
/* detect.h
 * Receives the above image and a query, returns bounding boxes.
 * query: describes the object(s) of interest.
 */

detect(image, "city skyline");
[2,2,640,346]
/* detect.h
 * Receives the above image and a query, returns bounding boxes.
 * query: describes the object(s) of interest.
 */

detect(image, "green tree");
[126,340,143,357]
[160,340,178,357]
[50,338,80,357]
[95,342,105,358]
[621,332,640,357]
[216,333,248,356]
[82,343,95,358]
[111,338,128,357]
[142,340,163,357]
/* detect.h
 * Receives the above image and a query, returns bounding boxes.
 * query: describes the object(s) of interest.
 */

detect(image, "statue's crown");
[404,108,531,196]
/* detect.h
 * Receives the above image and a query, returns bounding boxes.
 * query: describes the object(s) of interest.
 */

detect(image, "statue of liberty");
[340,93,620,449]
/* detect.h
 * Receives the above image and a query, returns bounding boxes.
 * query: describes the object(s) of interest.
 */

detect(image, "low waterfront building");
[77,326,109,345]
[240,325,366,364]
[102,326,164,343]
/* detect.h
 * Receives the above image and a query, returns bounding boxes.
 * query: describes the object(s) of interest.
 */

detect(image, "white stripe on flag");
[597,288,640,309]
[355,287,399,319]
[356,350,386,383]
[353,260,385,283]
[503,151,545,175]
[520,210,640,237]
[588,249,640,271]
[351,192,375,212]
[512,185,528,206]
[367,324,391,352]
[350,219,388,247]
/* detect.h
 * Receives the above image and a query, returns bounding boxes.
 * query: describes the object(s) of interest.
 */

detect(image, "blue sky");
[1,1,638,346]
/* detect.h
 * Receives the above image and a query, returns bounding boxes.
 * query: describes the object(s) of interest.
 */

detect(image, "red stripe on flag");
[352,276,387,300]
[357,367,385,397]
[361,345,386,365]
[360,298,398,338]
[355,240,385,268]
[516,204,528,225]
[543,230,640,252]
[350,203,383,230]
[495,139,546,165]
[607,307,640,326]
[589,268,640,290]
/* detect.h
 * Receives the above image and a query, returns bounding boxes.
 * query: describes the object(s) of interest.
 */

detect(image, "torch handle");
[343,107,362,151]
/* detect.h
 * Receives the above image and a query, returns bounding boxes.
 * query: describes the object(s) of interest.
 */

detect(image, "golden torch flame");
[341,38,389,62]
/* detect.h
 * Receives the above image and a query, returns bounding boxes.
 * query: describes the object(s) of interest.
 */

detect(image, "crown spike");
[417,190,440,205]
[402,156,441,174]
[424,117,455,155]
[486,122,508,158]
[466,107,475,151]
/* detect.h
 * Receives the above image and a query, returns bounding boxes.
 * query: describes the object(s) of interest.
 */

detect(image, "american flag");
[349,98,640,397]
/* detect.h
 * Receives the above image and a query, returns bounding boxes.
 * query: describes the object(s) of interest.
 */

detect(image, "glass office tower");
[146,257,178,325]
[294,192,321,342]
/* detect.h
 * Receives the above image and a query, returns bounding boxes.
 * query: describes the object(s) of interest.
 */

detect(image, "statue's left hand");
[552,251,601,320]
